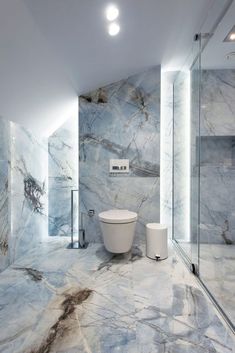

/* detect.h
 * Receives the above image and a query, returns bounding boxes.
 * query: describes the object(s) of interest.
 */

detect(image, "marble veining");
[0,118,10,271]
[199,70,235,245]
[30,289,93,353]
[201,70,235,136]
[24,175,45,213]
[0,118,47,270]
[80,176,160,243]
[13,267,44,282]
[79,67,161,243]
[200,165,235,245]
[0,161,9,270]
[171,68,235,329]
[48,116,78,236]
[0,239,233,353]
[199,243,235,325]
[10,123,48,263]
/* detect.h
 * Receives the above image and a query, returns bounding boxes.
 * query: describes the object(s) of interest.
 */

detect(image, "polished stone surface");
[201,70,235,136]
[177,242,235,327]
[79,67,161,243]
[0,161,9,271]
[0,117,48,272]
[199,69,235,245]
[10,123,48,263]
[0,117,10,271]
[199,244,235,325]
[200,165,235,245]
[48,116,78,236]
[0,238,233,353]
[172,68,235,328]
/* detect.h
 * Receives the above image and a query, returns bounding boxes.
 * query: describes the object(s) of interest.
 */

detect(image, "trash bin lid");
[146,223,167,230]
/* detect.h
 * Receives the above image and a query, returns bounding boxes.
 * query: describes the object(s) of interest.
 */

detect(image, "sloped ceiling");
[0,0,221,135]
[202,0,235,69]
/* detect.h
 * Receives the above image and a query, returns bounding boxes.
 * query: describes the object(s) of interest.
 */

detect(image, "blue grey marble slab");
[80,67,160,178]
[48,116,78,236]
[0,161,9,271]
[0,116,10,161]
[0,239,233,353]
[79,67,161,243]
[0,117,10,271]
[199,243,235,325]
[201,70,235,136]
[200,165,235,244]
[80,176,159,243]
[0,118,48,270]
[10,123,48,263]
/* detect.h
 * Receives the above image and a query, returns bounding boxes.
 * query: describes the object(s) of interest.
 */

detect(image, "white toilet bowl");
[99,209,138,253]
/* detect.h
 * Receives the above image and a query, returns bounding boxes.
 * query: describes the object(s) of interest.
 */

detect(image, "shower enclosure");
[172,0,235,332]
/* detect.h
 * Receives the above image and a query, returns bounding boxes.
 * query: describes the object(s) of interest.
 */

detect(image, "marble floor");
[0,238,234,353]
[200,244,235,325]
[178,241,235,325]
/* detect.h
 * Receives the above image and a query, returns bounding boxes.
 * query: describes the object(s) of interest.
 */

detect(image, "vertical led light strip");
[160,71,168,226]
[185,70,191,241]
[160,70,174,237]
[160,69,190,241]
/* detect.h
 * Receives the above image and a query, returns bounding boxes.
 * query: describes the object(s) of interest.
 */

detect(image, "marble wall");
[0,118,10,271]
[10,123,48,262]
[200,69,235,244]
[200,70,235,136]
[48,116,78,236]
[79,67,161,243]
[0,117,48,271]
[172,69,235,245]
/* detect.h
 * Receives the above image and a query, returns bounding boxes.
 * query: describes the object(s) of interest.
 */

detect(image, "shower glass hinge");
[190,263,199,276]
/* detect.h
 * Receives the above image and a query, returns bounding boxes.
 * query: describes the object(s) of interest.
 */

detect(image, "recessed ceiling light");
[223,25,235,42]
[108,22,120,36]
[229,33,235,40]
[106,5,119,21]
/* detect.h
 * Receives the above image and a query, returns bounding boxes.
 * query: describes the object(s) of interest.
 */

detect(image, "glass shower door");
[172,0,235,332]
[199,30,235,330]
[172,38,201,269]
[190,52,201,272]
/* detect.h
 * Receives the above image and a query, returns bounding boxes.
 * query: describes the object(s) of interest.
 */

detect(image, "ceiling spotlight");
[106,5,119,21]
[108,22,120,36]
[229,33,235,41]
[223,25,235,42]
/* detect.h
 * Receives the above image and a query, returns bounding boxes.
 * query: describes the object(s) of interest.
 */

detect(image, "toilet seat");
[99,209,137,224]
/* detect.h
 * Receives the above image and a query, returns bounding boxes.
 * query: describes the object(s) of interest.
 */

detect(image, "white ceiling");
[0,0,227,135]
[202,0,235,69]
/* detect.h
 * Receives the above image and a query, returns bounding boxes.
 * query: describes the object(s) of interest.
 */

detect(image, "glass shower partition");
[199,26,235,331]
[172,37,201,271]
[172,0,235,333]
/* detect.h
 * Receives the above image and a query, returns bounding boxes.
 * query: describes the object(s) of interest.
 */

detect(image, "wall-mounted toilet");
[99,209,138,253]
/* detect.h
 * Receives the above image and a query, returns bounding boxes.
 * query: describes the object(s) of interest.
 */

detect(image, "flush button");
[110,159,129,174]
